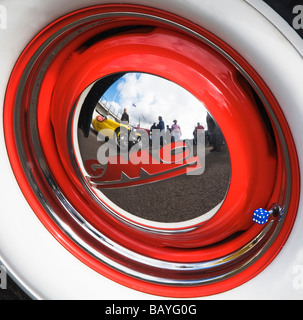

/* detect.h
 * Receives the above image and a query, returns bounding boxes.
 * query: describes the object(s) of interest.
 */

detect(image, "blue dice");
[253,208,270,225]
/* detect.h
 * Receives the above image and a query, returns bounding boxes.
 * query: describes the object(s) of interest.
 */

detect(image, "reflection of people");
[150,122,157,145]
[150,122,157,131]
[157,116,165,145]
[121,108,129,123]
[157,116,165,131]
[171,120,182,142]
[206,114,221,152]
[193,122,204,145]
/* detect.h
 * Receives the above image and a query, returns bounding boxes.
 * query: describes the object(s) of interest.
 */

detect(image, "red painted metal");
[46,22,277,244]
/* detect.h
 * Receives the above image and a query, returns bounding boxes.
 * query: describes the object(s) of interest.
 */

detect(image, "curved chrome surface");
[13,11,291,286]
[71,72,230,231]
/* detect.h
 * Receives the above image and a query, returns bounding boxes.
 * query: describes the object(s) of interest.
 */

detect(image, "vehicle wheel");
[1,0,303,299]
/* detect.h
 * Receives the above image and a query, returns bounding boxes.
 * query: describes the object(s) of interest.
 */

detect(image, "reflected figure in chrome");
[206,113,222,152]
[121,108,129,123]
[193,122,204,145]
[171,120,182,142]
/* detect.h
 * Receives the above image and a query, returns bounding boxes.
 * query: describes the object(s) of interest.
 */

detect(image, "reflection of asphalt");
[79,129,231,223]
[103,147,230,222]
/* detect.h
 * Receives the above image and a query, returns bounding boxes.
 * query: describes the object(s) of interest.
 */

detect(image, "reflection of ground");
[78,129,231,223]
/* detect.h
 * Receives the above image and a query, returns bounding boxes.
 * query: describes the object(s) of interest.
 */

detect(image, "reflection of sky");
[101,73,208,139]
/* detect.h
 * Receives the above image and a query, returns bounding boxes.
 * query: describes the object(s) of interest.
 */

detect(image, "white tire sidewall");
[0,0,302,299]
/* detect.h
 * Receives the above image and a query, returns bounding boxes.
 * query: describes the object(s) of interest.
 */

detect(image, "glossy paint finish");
[0,0,302,299]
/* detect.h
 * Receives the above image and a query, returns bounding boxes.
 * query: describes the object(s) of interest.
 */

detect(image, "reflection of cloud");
[105,73,208,139]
